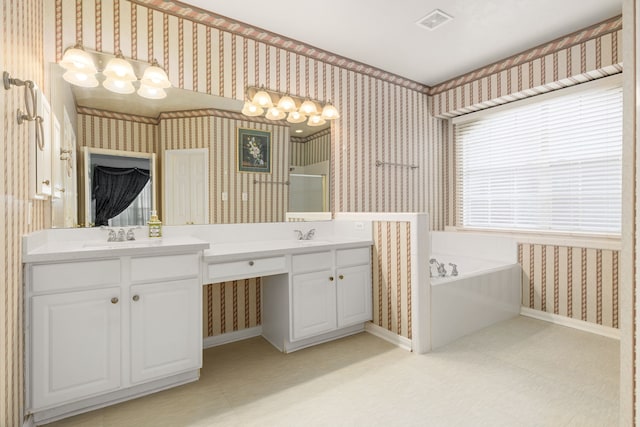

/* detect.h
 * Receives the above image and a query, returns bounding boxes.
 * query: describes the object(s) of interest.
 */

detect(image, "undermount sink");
[83,240,163,249]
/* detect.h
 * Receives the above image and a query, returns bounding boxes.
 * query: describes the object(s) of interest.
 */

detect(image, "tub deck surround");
[430,231,522,349]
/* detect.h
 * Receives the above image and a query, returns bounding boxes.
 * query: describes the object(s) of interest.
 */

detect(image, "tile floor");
[46,316,619,427]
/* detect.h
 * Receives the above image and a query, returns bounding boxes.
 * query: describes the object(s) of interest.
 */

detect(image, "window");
[454,78,622,235]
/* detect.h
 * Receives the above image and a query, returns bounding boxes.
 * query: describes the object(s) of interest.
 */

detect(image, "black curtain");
[92,166,150,226]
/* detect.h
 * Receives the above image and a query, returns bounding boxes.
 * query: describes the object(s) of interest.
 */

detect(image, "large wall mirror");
[48,61,331,228]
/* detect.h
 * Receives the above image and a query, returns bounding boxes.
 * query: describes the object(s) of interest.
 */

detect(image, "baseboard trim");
[203,326,263,349]
[365,322,412,351]
[520,307,620,340]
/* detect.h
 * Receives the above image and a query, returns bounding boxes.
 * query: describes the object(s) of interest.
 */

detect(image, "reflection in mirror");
[82,148,156,227]
[49,62,331,227]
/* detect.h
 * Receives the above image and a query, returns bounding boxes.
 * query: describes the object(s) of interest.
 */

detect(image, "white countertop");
[203,238,374,263]
[23,236,210,263]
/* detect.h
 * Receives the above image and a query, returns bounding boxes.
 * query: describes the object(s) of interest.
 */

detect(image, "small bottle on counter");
[148,210,162,238]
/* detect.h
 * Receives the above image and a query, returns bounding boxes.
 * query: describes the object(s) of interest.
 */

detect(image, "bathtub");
[430,232,522,349]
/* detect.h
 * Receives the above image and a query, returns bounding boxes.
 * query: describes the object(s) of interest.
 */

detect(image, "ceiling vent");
[416,9,453,31]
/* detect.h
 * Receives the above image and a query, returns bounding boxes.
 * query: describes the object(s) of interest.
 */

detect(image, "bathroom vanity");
[22,220,373,424]
[23,235,209,424]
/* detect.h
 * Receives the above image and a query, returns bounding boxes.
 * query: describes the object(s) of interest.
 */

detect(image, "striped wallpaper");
[371,221,413,339]
[290,128,331,167]
[430,16,623,118]
[203,279,261,337]
[519,244,619,328]
[46,0,436,224]
[160,112,290,224]
[1,1,47,426]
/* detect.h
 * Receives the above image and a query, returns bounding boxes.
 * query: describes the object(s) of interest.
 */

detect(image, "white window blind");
[455,82,622,235]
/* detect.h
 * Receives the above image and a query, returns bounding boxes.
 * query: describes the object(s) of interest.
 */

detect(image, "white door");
[337,265,372,328]
[291,270,337,341]
[130,279,201,384]
[164,149,208,225]
[31,288,121,409]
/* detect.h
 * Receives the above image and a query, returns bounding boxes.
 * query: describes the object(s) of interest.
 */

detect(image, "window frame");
[450,74,623,239]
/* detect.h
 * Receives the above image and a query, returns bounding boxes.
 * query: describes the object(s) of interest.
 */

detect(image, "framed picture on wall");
[237,127,272,173]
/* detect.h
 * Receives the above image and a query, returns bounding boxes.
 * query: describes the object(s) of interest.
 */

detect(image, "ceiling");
[178,0,622,86]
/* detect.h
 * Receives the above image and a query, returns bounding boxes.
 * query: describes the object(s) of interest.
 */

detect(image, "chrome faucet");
[429,258,447,277]
[117,228,126,242]
[126,228,136,241]
[449,263,458,277]
[107,229,117,242]
[294,228,316,240]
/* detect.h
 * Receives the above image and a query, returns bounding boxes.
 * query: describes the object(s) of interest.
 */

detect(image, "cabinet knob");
[111,297,119,304]
[329,276,334,281]
[248,261,254,266]
[339,275,344,280]
[132,295,140,302]
[42,179,50,185]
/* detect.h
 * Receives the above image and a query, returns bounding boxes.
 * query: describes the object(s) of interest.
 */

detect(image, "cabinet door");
[337,264,372,328]
[130,279,201,384]
[291,270,336,341]
[31,288,121,409]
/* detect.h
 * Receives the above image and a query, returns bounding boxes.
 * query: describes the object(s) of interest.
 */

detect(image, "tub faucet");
[429,258,447,277]
[449,263,458,277]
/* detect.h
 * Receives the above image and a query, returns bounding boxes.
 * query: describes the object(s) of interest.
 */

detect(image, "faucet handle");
[449,263,458,276]
[126,228,136,241]
[294,230,303,240]
[305,229,316,240]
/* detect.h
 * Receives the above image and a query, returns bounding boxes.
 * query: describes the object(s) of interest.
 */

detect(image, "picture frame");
[237,127,272,173]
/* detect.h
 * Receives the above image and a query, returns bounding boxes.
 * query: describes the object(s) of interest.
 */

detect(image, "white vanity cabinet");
[25,247,205,424]
[31,286,122,408]
[263,245,372,352]
[130,278,200,384]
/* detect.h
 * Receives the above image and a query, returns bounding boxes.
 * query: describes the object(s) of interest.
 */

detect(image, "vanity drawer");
[292,251,332,274]
[336,247,371,267]
[31,259,121,293]
[207,256,287,282]
[131,253,200,283]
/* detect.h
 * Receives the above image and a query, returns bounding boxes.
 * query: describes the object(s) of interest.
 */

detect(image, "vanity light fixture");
[60,43,99,88]
[59,45,171,98]
[242,86,339,127]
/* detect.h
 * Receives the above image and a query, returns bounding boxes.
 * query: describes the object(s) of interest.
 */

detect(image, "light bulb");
[141,62,171,88]
[252,90,273,108]
[307,114,326,126]
[137,83,167,99]
[286,111,307,124]
[277,95,297,112]
[265,106,286,120]
[62,70,99,87]
[300,99,319,115]
[103,78,135,94]
[241,101,264,117]
[321,103,340,120]
[60,46,97,74]
[103,56,136,81]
